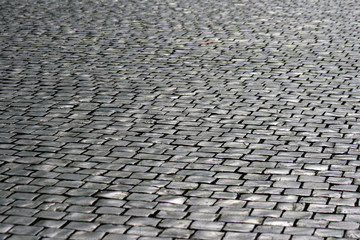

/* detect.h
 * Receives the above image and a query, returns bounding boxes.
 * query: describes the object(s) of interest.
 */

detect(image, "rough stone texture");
[1,0,360,239]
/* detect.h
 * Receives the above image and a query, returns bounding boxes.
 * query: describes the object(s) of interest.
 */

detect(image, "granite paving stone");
[1,0,360,239]
[38,228,74,239]
[69,231,106,240]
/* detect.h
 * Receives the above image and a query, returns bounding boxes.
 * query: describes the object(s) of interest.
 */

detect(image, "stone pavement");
[1,0,360,239]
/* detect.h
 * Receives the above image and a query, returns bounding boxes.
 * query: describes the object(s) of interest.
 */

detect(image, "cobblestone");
[1,0,360,239]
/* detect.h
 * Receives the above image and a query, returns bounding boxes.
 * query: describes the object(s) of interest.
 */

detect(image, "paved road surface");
[1,0,360,239]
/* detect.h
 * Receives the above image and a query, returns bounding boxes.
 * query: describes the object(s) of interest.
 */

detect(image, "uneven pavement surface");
[1,0,360,239]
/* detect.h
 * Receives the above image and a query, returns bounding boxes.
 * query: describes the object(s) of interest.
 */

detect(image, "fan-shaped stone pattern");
[1,0,360,239]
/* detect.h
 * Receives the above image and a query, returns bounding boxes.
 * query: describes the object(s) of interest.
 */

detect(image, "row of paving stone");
[1,0,360,239]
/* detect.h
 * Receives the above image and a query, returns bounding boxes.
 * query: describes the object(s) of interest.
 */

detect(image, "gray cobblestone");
[258,233,291,240]
[103,234,139,240]
[38,228,74,239]
[1,0,360,238]
[314,228,345,238]
[223,232,257,240]
[69,231,105,240]
[159,228,193,238]
[8,226,43,235]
